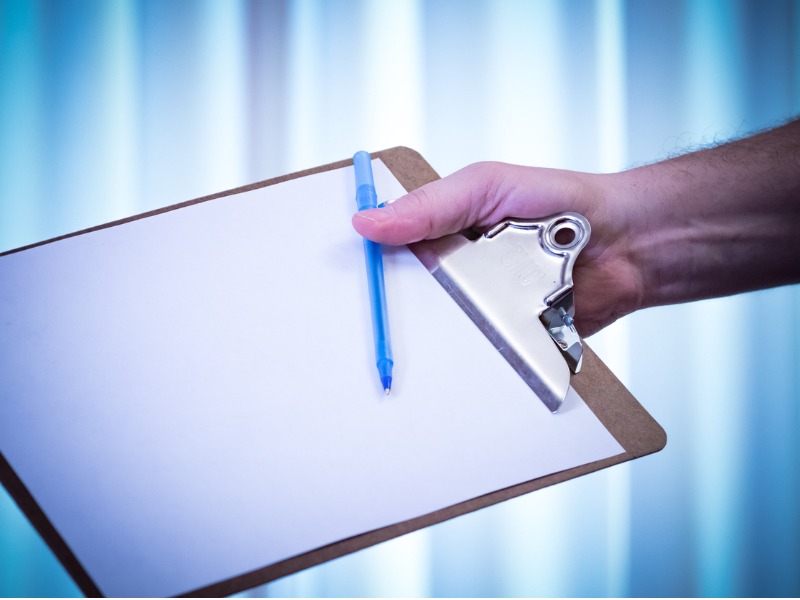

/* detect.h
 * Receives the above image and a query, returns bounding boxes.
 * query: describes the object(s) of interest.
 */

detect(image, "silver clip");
[411,213,590,412]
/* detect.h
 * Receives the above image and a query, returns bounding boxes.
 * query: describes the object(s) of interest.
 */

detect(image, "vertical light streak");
[362,532,431,596]
[360,6,429,588]
[0,0,43,252]
[484,0,568,594]
[136,0,245,205]
[362,0,425,151]
[686,0,744,139]
[596,0,627,174]
[0,4,60,594]
[685,2,746,596]
[198,0,247,189]
[286,0,323,170]
[496,486,570,595]
[258,4,326,592]
[594,1,631,596]
[356,4,429,590]
[486,0,566,166]
[43,3,105,234]
[98,0,138,217]
[485,2,568,595]
[260,565,319,597]
[691,298,747,596]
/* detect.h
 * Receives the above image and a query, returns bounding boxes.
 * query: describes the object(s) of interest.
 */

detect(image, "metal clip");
[411,213,590,412]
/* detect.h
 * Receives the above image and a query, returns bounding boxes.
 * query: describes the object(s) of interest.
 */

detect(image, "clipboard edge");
[0,146,666,599]
[0,152,370,259]
[183,408,664,598]
[0,453,102,597]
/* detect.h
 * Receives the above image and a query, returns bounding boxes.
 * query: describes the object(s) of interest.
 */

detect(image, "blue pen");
[353,151,394,394]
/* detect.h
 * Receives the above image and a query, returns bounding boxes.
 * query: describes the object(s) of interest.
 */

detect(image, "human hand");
[352,162,645,336]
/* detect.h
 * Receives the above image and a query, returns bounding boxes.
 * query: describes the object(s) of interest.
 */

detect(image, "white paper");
[0,160,623,597]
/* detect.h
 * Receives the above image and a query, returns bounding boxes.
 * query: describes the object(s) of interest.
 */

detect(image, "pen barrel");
[353,151,378,210]
[363,238,393,365]
[354,149,393,389]
[356,185,378,211]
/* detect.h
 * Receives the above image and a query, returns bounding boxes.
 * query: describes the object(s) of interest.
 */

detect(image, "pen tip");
[381,375,392,395]
[385,388,391,395]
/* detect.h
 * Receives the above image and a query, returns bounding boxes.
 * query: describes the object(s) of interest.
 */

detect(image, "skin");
[352,120,800,337]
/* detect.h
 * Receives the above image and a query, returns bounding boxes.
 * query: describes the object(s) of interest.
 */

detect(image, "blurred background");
[1,0,798,596]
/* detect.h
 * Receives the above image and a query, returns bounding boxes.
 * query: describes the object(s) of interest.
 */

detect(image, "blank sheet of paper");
[0,161,623,597]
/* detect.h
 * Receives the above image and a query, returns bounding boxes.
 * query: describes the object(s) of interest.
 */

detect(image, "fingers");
[352,163,502,245]
[350,159,633,337]
[352,161,595,246]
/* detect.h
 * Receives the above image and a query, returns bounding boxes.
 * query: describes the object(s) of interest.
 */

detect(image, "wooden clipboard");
[0,147,665,597]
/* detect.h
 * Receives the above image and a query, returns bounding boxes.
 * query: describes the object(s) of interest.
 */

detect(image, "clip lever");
[411,213,590,412]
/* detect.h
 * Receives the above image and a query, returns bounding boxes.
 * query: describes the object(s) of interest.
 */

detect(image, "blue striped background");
[1,1,798,596]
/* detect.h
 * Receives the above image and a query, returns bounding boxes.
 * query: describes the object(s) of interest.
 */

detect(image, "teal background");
[1,0,799,596]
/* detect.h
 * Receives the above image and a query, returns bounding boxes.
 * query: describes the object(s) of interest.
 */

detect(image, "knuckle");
[402,187,437,239]
[406,187,433,210]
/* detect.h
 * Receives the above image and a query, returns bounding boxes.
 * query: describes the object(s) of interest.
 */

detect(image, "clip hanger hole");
[548,219,583,249]
[554,227,576,246]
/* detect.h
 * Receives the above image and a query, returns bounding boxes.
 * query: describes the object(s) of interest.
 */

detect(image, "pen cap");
[353,151,378,210]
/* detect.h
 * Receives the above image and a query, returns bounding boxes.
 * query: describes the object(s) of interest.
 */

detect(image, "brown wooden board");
[0,147,665,597]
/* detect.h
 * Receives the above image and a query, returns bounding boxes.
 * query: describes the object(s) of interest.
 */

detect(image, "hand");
[352,162,646,336]
[353,122,800,336]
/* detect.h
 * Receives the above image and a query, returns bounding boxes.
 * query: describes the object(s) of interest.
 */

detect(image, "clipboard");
[0,147,665,597]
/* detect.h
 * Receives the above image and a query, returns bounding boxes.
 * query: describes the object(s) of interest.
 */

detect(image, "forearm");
[354,121,800,334]
[615,120,800,309]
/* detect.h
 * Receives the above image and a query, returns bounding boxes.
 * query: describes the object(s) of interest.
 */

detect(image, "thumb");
[352,163,501,245]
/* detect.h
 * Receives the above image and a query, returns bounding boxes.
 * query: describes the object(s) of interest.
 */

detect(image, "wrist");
[610,163,702,311]
[567,171,649,334]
